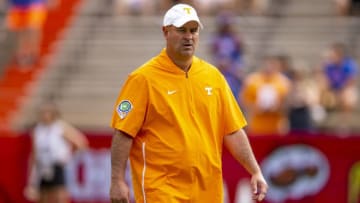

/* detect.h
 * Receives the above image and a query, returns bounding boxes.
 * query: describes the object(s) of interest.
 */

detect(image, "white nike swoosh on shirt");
[167,90,177,95]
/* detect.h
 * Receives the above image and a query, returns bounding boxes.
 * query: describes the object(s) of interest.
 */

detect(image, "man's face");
[163,21,200,59]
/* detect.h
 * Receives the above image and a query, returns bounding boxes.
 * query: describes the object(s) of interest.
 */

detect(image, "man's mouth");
[183,43,193,48]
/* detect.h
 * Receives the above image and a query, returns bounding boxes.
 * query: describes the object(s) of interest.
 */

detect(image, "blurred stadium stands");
[0,1,360,203]
[0,0,359,132]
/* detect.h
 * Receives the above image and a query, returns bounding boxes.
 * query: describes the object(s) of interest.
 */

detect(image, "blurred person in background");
[277,54,292,78]
[286,62,326,133]
[5,0,58,68]
[241,55,291,136]
[211,11,245,101]
[24,102,88,203]
[321,43,358,133]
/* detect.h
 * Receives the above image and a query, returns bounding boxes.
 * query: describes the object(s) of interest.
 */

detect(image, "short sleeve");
[110,73,148,137]
[220,75,247,135]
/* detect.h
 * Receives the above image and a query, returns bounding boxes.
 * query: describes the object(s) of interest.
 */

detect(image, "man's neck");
[172,58,192,72]
[166,50,193,72]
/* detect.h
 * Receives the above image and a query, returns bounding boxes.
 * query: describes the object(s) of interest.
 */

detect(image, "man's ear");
[162,26,168,37]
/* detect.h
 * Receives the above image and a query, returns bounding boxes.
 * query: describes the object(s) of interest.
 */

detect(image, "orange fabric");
[242,72,290,135]
[110,49,247,203]
[6,5,47,30]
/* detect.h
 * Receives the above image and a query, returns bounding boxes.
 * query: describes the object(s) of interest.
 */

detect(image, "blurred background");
[0,0,359,203]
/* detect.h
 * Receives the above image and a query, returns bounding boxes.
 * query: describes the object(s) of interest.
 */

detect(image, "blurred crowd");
[0,0,359,136]
[113,0,360,16]
[210,12,359,136]
[0,1,358,203]
[114,0,270,16]
[0,0,359,70]
[1,0,359,15]
[110,0,360,135]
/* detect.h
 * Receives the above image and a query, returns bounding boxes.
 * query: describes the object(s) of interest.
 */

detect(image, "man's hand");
[224,129,268,201]
[251,172,268,202]
[110,181,130,203]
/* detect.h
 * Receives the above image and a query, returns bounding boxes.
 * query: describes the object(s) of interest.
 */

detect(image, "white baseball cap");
[163,4,203,29]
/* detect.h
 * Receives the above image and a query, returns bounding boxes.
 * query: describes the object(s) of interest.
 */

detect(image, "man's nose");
[183,31,193,40]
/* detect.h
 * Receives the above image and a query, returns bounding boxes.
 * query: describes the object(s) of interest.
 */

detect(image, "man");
[110,4,267,203]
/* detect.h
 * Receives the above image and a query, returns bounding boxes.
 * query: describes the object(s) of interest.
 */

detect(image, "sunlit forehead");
[175,21,200,33]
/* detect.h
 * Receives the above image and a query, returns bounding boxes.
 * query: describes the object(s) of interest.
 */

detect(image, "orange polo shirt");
[110,49,247,203]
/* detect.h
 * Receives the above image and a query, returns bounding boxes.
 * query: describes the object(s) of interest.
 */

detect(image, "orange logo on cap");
[183,7,192,14]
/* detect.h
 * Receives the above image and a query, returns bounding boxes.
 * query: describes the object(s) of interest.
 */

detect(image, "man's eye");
[191,28,199,34]
[177,28,186,33]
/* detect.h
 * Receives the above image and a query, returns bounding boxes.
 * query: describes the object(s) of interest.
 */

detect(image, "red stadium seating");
[0,0,82,135]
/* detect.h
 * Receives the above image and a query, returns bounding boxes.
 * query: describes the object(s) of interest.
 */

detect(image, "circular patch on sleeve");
[117,100,132,119]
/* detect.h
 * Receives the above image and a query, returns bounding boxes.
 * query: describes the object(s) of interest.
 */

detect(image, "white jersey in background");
[33,120,71,179]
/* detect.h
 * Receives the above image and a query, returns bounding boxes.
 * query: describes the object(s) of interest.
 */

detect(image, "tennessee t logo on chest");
[205,87,213,95]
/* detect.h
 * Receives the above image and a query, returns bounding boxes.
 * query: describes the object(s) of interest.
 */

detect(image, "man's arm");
[110,130,133,203]
[224,129,268,201]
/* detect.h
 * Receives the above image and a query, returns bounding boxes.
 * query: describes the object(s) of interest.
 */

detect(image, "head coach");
[109,3,268,203]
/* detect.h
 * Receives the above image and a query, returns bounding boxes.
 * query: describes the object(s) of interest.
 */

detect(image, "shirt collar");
[155,48,201,76]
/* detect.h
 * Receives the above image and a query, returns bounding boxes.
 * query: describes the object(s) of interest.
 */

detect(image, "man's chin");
[180,50,194,57]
